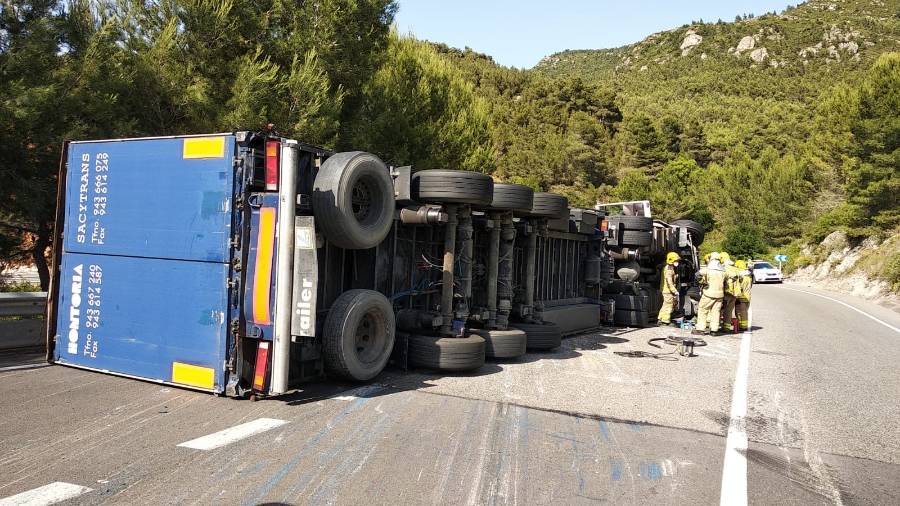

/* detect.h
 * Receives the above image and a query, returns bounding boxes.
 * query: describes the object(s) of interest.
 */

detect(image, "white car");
[751,261,783,283]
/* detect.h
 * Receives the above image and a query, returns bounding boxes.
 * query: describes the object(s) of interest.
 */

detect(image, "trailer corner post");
[440,204,459,336]
[271,140,298,395]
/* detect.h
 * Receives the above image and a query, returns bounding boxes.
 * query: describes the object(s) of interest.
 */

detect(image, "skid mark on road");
[239,394,374,506]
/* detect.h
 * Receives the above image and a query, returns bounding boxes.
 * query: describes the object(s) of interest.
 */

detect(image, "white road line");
[177,418,289,450]
[778,286,900,334]
[719,308,752,506]
[0,482,92,506]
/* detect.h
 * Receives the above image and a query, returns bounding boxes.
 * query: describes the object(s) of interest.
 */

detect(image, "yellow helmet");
[719,252,731,263]
[735,259,747,270]
[666,252,681,264]
[709,252,721,261]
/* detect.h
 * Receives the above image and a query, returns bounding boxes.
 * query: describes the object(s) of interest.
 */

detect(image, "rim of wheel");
[351,176,375,224]
[355,309,387,365]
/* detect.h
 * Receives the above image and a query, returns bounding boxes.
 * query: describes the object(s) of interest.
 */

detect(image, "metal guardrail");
[0,292,47,317]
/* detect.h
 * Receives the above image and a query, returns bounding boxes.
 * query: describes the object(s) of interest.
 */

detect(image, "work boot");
[657,321,670,327]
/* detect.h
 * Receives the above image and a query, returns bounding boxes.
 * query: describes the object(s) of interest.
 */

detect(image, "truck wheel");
[614,309,650,327]
[322,290,395,381]
[612,294,648,311]
[411,170,494,206]
[469,328,527,358]
[408,334,486,371]
[313,152,394,250]
[608,216,653,231]
[490,183,534,213]
[671,219,705,246]
[511,322,562,350]
[620,230,652,247]
[527,192,568,218]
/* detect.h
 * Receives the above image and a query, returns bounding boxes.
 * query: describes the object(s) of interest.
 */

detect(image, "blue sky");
[395,1,795,68]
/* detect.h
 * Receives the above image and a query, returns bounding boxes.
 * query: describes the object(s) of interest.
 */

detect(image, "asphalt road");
[0,283,898,505]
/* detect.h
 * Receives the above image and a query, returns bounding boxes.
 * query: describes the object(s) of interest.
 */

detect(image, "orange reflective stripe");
[253,207,276,324]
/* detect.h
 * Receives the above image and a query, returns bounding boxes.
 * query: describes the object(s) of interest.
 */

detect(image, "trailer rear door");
[53,136,238,392]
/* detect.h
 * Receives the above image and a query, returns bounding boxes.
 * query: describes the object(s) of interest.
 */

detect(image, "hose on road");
[612,335,707,360]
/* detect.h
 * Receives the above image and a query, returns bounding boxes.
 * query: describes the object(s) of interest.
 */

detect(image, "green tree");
[846,52,900,230]
[722,224,768,259]
[347,35,494,172]
[622,113,668,170]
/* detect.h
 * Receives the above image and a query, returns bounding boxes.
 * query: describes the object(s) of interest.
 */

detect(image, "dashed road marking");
[177,418,289,450]
[778,286,899,334]
[719,308,752,506]
[0,482,92,506]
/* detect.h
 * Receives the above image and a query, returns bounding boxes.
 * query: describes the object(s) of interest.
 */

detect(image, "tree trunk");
[32,224,51,291]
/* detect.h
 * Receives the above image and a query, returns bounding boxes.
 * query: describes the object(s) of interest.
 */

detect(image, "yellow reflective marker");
[183,137,225,159]
[172,362,215,389]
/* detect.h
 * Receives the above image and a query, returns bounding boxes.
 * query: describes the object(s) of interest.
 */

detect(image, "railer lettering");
[296,278,314,331]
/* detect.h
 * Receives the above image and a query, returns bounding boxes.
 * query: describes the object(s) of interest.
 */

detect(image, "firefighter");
[734,260,753,330]
[693,252,726,335]
[657,252,680,326]
[719,252,739,332]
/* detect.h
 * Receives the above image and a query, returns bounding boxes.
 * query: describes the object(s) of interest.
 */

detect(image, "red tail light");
[265,140,279,191]
[600,219,609,232]
[252,341,271,392]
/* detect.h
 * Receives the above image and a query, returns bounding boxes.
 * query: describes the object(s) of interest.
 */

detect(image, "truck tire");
[322,290,395,381]
[614,309,650,327]
[412,170,493,206]
[408,334,486,371]
[608,216,653,231]
[490,183,534,213]
[312,151,395,250]
[612,294,648,311]
[620,230,652,247]
[469,328,527,358]
[527,193,568,218]
[511,322,562,350]
[671,219,705,246]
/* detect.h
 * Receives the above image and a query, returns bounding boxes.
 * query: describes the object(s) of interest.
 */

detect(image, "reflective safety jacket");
[699,265,726,299]
[724,264,740,296]
[736,270,753,301]
[660,264,678,294]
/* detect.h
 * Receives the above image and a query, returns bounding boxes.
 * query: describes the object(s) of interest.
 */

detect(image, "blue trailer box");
[53,135,239,392]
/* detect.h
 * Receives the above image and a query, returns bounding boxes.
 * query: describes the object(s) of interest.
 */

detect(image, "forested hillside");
[1,0,897,290]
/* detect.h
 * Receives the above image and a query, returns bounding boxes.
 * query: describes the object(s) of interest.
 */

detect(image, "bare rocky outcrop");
[680,29,703,56]
[790,231,899,310]
[736,36,756,53]
[749,47,769,63]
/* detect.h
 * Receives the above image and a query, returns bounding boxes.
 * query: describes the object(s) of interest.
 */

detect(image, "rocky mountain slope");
[533,0,900,156]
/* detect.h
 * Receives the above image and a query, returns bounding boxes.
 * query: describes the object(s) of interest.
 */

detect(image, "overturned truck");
[47,132,617,397]
[595,200,705,327]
